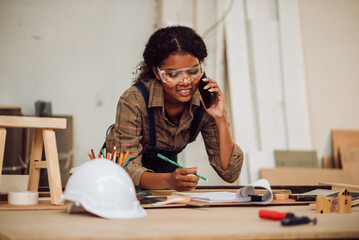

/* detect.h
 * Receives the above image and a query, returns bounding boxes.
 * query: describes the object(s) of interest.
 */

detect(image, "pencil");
[100,149,106,158]
[87,153,93,160]
[113,146,117,162]
[91,149,96,159]
[156,153,209,181]
[123,151,129,166]
[119,152,124,165]
[122,156,131,168]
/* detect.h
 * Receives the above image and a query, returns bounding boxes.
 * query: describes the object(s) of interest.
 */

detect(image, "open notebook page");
[173,179,273,205]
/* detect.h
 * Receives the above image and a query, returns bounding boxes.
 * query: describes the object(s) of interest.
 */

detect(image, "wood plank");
[277,0,312,150]
[261,146,359,186]
[260,167,354,185]
[0,116,66,129]
[0,105,21,110]
[332,129,359,168]
[340,146,359,187]
[43,129,63,205]
[340,146,359,170]
[274,150,318,168]
[225,0,258,185]
[0,128,6,185]
[319,182,359,192]
[27,129,43,192]
[0,200,67,210]
[322,156,334,168]
[34,161,47,169]
[249,19,287,150]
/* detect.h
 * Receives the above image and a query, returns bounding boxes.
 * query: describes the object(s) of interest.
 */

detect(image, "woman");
[106,26,243,191]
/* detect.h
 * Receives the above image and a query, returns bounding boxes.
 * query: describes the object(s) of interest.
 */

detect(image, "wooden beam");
[0,128,6,184]
[43,129,63,205]
[28,129,43,192]
[0,116,66,129]
[277,0,312,150]
[34,161,47,169]
[319,182,359,191]
[225,0,258,185]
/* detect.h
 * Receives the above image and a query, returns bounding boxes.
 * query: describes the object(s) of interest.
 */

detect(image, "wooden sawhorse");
[0,116,67,205]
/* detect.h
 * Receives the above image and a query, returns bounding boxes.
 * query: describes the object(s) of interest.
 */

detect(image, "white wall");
[298,0,359,160]
[0,0,156,167]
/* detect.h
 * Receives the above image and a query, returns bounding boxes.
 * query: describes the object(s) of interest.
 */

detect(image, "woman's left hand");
[199,78,226,119]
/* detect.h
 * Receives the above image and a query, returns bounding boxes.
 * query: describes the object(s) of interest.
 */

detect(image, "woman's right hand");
[167,167,199,191]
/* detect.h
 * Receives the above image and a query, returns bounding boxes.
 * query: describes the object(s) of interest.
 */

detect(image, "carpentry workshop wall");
[0,0,359,186]
[0,0,157,167]
[223,0,359,184]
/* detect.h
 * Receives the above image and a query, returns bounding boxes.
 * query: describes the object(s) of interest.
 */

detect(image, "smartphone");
[198,72,214,108]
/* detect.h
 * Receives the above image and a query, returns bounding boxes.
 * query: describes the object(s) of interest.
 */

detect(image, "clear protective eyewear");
[157,63,204,84]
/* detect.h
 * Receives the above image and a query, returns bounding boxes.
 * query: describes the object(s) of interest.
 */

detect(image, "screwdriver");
[258,209,295,220]
[258,209,317,226]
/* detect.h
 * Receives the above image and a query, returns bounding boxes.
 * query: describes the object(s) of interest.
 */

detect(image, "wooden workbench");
[0,205,358,239]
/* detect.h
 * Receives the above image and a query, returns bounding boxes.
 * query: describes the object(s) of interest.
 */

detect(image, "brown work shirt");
[106,79,243,186]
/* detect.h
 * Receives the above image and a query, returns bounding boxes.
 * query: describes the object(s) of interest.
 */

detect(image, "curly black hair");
[134,25,207,82]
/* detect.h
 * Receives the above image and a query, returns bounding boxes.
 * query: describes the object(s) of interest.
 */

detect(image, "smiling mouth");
[179,89,190,93]
[178,89,191,96]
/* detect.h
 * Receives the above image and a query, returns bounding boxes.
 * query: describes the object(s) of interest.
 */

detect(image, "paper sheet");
[174,179,273,205]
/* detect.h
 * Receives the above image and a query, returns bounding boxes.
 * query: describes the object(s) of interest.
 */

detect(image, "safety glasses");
[157,63,204,84]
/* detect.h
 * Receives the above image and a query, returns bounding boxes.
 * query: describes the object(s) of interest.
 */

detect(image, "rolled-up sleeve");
[200,115,244,183]
[209,143,243,183]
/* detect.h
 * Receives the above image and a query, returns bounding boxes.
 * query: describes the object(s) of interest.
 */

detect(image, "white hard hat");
[60,158,147,219]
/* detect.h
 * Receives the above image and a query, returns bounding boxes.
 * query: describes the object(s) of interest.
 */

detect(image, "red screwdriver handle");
[259,209,288,220]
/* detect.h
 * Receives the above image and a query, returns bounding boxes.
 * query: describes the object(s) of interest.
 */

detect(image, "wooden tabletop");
[0,204,358,239]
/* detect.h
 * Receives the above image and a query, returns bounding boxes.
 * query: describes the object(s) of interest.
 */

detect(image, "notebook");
[173,179,273,205]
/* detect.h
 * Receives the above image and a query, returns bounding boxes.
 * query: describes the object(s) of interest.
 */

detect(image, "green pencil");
[100,149,106,158]
[157,153,209,181]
